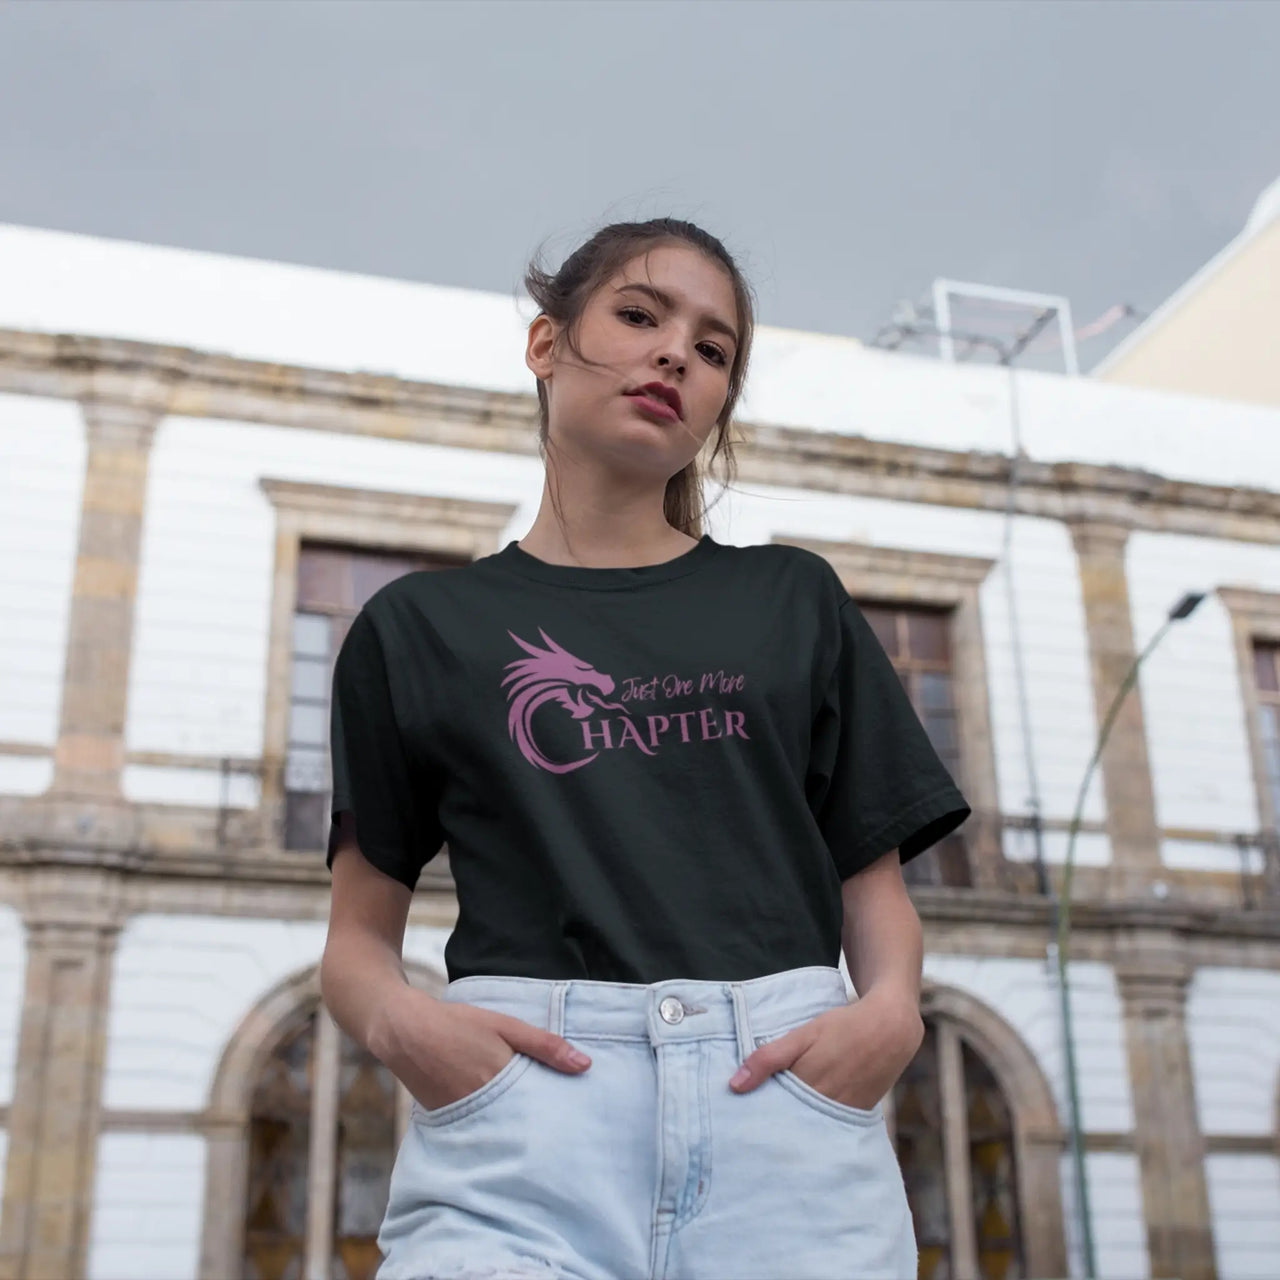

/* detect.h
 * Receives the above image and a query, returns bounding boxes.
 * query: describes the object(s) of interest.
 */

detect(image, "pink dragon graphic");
[501,628,635,773]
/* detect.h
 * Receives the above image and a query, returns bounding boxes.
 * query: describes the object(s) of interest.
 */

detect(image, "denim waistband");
[440,965,853,1060]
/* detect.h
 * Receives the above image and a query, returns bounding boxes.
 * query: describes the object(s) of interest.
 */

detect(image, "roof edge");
[1091,173,1280,378]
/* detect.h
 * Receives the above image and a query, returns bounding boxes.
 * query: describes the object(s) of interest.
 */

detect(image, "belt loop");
[728,983,754,1065]
[548,981,568,1037]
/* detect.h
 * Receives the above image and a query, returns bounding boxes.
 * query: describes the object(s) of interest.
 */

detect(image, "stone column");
[49,397,161,799]
[0,871,123,1280]
[0,390,162,1275]
[1067,521,1163,895]
[1115,929,1216,1280]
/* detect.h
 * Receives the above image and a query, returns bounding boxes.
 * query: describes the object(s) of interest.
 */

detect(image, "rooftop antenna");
[933,279,1079,374]
[872,279,1093,375]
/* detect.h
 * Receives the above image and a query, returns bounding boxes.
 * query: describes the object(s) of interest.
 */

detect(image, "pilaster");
[0,869,125,1280]
[49,397,162,800]
[1114,928,1216,1280]
[1068,521,1163,896]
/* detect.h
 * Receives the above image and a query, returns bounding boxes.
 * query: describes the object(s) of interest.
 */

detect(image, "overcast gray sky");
[1,0,1276,368]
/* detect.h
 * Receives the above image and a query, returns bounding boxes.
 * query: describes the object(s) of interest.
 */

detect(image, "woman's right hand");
[376,982,592,1111]
[322,836,590,1111]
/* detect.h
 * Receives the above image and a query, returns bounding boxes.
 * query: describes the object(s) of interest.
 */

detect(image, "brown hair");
[523,217,756,539]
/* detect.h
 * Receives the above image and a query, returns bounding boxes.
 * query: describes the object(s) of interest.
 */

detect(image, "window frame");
[284,547,443,853]
[773,536,1004,889]
[907,983,1069,1280]
[860,601,968,886]
[259,479,519,870]
[892,1016,1021,1278]
[1217,587,1280,895]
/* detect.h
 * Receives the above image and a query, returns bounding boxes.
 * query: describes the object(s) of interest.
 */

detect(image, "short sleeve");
[327,608,445,887]
[807,598,971,880]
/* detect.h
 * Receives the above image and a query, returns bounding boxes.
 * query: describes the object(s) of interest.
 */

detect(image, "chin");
[555,412,694,477]
[601,435,692,480]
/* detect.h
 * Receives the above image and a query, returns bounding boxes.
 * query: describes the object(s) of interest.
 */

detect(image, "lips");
[625,382,683,419]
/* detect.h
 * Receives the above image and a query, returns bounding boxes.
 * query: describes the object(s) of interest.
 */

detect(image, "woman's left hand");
[728,985,924,1111]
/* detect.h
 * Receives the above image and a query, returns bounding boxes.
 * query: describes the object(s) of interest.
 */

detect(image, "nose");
[656,351,687,375]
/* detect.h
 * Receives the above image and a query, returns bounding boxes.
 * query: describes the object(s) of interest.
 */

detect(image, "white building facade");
[0,221,1277,1280]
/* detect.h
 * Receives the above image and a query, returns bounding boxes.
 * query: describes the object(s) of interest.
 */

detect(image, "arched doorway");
[888,985,1068,1280]
[241,1003,401,1280]
[201,964,442,1280]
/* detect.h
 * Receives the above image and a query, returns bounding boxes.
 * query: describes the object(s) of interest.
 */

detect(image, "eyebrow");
[615,282,739,349]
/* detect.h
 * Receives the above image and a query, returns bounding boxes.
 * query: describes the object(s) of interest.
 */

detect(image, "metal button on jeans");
[659,996,685,1024]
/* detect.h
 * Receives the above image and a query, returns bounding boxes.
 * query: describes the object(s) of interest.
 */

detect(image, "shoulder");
[358,557,485,623]
[718,537,830,573]
[721,538,848,604]
[341,563,476,665]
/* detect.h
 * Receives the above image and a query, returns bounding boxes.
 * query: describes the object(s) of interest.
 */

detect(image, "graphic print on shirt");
[502,627,751,773]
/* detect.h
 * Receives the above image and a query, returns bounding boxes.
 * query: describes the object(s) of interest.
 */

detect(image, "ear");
[525,314,559,381]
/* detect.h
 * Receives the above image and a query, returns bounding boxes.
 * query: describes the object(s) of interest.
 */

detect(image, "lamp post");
[1050,589,1205,1279]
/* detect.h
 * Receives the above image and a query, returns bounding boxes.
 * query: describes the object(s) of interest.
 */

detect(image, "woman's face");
[526,243,739,483]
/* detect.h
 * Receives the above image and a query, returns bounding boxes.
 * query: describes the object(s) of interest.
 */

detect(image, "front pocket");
[754,1035,882,1128]
[411,1051,535,1128]
[771,1065,883,1127]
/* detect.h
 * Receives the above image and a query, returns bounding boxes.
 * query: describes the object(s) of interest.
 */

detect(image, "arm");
[320,814,418,1067]
[840,847,925,1035]
[837,847,926,1080]
[729,849,924,1105]
[322,814,592,1109]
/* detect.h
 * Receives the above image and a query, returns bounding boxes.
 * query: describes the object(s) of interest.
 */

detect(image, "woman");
[322,217,970,1280]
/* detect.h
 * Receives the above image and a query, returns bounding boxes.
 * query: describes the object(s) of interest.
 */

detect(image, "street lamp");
[1051,589,1205,1279]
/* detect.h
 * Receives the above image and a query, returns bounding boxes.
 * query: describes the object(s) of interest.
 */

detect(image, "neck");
[518,481,699,569]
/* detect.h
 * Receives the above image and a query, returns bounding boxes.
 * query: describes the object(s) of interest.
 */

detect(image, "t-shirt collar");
[492,534,720,590]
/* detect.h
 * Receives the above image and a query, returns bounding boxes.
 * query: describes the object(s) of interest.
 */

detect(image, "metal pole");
[1059,619,1173,956]
[995,351,1093,1273]
[1046,930,1093,1277]
[1055,612,1183,1278]
[997,361,1050,896]
[994,352,1097,1273]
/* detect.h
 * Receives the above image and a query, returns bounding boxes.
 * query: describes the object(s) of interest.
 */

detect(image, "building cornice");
[740,421,1280,541]
[2,327,1279,543]
[0,327,541,448]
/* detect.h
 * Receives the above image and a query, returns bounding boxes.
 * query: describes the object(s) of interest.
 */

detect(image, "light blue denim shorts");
[377,964,917,1280]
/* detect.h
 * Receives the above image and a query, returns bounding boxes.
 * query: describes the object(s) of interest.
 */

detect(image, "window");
[1216,590,1280,894]
[773,537,1002,888]
[242,1004,404,1280]
[1254,640,1280,830]
[284,544,440,851]
[892,1018,1024,1280]
[258,478,517,860]
[861,602,971,887]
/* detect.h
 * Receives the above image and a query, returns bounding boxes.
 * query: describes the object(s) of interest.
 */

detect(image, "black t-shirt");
[327,534,969,985]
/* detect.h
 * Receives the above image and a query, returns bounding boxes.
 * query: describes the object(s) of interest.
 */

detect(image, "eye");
[619,305,729,368]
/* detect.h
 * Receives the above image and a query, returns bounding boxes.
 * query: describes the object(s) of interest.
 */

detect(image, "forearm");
[320,923,424,1065]
[840,851,924,1004]
[321,833,444,1072]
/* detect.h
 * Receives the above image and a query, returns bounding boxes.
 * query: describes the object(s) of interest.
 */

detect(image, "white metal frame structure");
[932,278,1080,375]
